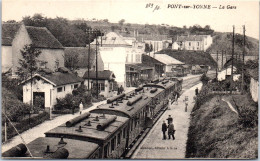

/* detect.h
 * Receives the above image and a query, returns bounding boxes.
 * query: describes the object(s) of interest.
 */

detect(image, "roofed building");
[173,35,212,51]
[1,23,65,76]
[20,67,83,110]
[83,70,115,98]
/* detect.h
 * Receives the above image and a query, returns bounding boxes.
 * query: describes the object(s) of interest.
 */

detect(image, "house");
[142,54,165,78]
[83,70,115,98]
[217,66,239,81]
[91,32,144,87]
[64,47,104,77]
[173,35,212,51]
[125,63,154,87]
[154,54,185,76]
[20,67,83,110]
[2,23,64,76]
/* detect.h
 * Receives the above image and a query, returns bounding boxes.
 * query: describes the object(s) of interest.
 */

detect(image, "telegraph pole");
[95,30,98,99]
[230,26,235,94]
[216,50,218,79]
[86,28,93,91]
[221,50,224,69]
[241,25,246,94]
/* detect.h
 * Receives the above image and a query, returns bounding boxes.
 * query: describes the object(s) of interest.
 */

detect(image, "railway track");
[123,74,212,158]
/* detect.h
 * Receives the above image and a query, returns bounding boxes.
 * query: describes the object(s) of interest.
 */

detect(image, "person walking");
[119,85,124,94]
[168,97,172,110]
[79,102,83,115]
[195,87,199,96]
[168,122,175,140]
[162,121,167,140]
[175,91,180,105]
[166,115,173,124]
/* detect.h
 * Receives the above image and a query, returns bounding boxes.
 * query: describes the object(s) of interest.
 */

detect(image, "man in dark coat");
[195,87,199,96]
[166,115,173,124]
[168,122,175,140]
[162,121,167,140]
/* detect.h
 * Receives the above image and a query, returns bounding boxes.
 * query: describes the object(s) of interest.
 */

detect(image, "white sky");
[2,0,260,39]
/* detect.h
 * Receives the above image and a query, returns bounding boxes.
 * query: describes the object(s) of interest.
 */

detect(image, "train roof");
[24,137,99,159]
[144,79,177,90]
[142,86,164,98]
[91,91,152,118]
[45,113,129,143]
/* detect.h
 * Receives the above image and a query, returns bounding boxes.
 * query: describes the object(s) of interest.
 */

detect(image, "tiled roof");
[142,54,165,65]
[64,47,96,68]
[2,23,21,45]
[154,54,185,65]
[83,70,115,80]
[21,69,83,86]
[176,35,208,42]
[92,32,131,46]
[25,26,64,49]
[42,71,83,86]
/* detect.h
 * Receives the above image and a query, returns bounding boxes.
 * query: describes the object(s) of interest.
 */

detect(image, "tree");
[17,44,42,81]
[17,44,41,125]
[118,19,125,26]
[103,19,109,23]
[65,52,79,71]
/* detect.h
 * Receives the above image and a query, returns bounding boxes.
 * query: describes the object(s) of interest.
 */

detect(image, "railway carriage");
[3,78,182,159]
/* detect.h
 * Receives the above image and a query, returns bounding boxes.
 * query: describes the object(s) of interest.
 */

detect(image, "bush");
[55,94,80,110]
[2,111,49,142]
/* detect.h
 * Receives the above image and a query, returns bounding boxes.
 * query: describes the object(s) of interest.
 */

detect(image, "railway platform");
[132,83,202,159]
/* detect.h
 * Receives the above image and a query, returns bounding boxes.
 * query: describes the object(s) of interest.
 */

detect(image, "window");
[197,42,199,46]
[74,84,78,88]
[136,54,141,63]
[117,133,121,145]
[64,86,66,91]
[111,137,116,151]
[123,127,126,138]
[99,82,105,91]
[189,42,191,46]
[57,87,62,92]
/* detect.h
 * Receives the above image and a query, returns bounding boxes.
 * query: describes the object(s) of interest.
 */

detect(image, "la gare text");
[167,4,237,9]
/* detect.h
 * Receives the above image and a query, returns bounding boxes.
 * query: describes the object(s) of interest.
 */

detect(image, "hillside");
[156,49,217,68]
[207,32,259,56]
[186,93,258,159]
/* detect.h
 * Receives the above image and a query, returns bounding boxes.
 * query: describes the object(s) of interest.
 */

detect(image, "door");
[33,92,45,110]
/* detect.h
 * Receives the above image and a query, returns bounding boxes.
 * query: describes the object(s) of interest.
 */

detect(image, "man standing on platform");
[162,121,167,140]
[168,122,175,140]
[166,115,173,124]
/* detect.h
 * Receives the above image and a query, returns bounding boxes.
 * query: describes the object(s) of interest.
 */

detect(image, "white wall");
[100,47,127,87]
[250,78,258,102]
[39,48,65,71]
[23,77,81,109]
[2,46,13,72]
[12,24,32,75]
[23,78,53,108]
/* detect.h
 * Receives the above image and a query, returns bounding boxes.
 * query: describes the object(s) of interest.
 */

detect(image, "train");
[2,77,183,159]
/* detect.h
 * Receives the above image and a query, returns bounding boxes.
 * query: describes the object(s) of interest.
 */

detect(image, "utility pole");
[95,30,98,99]
[86,28,93,91]
[230,26,235,94]
[241,25,246,94]
[221,50,224,69]
[225,50,227,76]
[216,50,218,80]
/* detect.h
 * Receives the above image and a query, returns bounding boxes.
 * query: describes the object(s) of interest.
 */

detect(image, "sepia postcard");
[1,0,259,159]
